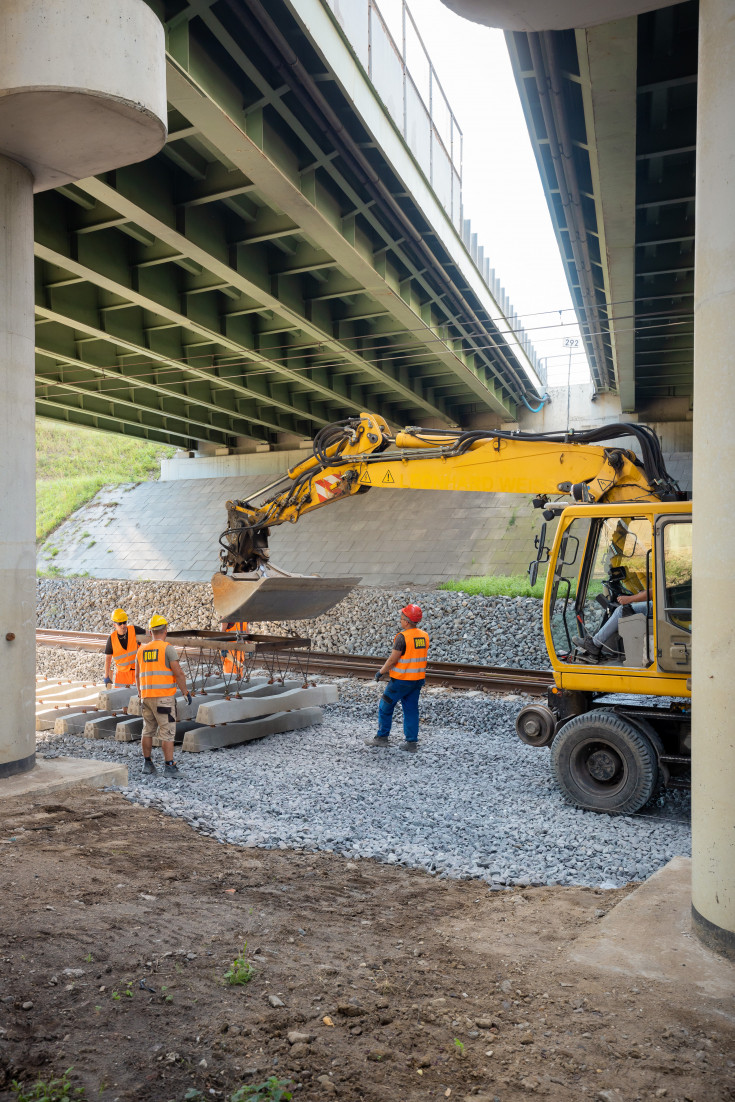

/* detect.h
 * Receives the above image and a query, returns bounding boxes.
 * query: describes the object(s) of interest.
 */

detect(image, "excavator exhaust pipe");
[211,570,361,623]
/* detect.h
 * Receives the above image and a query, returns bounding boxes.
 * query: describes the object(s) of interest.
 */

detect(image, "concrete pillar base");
[0,751,35,779]
[692,905,735,962]
[1,756,127,796]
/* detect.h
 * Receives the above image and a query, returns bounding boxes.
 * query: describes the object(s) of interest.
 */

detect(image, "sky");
[377,0,592,388]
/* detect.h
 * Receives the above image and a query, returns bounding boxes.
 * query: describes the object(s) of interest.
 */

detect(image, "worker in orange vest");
[104,608,146,688]
[366,604,429,753]
[219,620,249,678]
[135,614,190,778]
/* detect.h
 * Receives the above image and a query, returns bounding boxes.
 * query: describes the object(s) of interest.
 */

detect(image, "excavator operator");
[366,604,429,753]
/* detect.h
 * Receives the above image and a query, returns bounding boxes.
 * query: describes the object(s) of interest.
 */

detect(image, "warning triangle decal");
[381,470,395,484]
[359,469,371,484]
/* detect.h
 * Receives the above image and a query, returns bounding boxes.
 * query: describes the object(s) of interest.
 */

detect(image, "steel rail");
[36,629,551,695]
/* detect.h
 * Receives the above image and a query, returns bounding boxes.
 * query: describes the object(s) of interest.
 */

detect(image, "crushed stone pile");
[37,578,550,668]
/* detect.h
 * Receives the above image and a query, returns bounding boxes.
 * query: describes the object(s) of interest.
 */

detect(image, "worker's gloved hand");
[185,692,193,705]
[103,677,112,687]
[374,670,383,682]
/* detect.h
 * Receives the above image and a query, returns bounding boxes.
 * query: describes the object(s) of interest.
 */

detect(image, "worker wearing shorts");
[135,614,190,778]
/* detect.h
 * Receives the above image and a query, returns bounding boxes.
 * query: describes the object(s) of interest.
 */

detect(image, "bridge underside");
[507,0,697,416]
[34,0,542,449]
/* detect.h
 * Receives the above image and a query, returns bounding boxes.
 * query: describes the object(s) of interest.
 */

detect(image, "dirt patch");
[0,787,731,1102]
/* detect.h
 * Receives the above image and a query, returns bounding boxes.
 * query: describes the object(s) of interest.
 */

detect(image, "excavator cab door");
[654,515,692,673]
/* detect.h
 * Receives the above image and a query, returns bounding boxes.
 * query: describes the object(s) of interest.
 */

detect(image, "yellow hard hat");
[149,614,168,630]
[111,608,128,624]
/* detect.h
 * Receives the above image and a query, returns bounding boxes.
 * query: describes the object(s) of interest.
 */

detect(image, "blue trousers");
[376,677,424,742]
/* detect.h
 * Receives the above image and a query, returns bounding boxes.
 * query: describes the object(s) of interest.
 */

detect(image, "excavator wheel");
[551,710,659,814]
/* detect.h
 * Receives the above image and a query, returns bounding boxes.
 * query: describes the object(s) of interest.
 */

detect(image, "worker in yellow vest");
[219,620,249,678]
[366,604,429,753]
[104,608,146,688]
[135,614,190,778]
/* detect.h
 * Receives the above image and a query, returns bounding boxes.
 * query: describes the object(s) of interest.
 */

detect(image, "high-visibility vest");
[110,628,139,686]
[136,640,177,698]
[390,628,430,681]
[222,622,248,675]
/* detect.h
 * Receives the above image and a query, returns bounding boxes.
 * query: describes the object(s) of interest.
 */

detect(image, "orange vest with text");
[137,640,177,698]
[222,622,249,676]
[390,628,430,681]
[110,628,140,686]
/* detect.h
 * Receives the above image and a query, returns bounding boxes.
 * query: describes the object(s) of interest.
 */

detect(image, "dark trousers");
[376,677,424,741]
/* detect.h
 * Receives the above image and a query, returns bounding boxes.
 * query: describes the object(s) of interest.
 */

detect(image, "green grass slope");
[37,420,175,542]
[439,573,547,599]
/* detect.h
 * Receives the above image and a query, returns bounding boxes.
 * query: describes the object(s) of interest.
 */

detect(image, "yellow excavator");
[212,412,692,815]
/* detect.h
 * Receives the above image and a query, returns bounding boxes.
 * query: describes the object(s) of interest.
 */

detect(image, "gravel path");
[37,578,551,668]
[38,678,690,890]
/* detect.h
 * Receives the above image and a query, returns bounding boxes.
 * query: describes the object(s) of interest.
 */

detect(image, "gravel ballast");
[37,577,550,668]
[36,578,689,891]
[37,677,690,890]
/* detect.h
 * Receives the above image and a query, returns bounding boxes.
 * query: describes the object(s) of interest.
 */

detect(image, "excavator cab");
[515,500,692,814]
[543,501,692,690]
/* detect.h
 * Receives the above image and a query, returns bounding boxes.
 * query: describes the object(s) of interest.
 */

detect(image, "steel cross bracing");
[33,0,542,449]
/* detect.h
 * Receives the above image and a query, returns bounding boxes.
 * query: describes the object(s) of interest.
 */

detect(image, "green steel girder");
[170,14,519,412]
[34,301,328,438]
[34,0,538,444]
[36,399,194,448]
[35,348,273,443]
[66,170,450,425]
[186,2,526,405]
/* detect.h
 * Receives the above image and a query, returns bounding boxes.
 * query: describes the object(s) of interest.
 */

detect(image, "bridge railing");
[325,0,463,230]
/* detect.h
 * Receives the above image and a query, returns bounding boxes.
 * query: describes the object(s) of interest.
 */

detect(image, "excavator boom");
[212,412,683,622]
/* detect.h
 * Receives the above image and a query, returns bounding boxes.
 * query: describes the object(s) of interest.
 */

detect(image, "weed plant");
[224,943,255,986]
[11,1068,84,1101]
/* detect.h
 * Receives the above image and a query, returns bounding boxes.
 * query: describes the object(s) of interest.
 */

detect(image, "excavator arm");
[217,412,680,577]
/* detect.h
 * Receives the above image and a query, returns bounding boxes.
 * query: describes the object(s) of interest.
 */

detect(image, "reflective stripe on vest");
[390,628,429,681]
[110,628,139,685]
[137,640,177,698]
[223,622,248,675]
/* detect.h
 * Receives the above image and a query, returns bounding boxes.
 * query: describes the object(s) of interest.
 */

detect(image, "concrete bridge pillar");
[690,0,735,959]
[0,154,35,777]
[0,0,167,780]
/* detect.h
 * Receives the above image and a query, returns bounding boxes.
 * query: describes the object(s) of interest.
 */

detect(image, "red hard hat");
[401,604,423,623]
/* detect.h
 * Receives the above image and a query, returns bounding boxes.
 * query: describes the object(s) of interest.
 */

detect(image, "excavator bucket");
[211,571,361,623]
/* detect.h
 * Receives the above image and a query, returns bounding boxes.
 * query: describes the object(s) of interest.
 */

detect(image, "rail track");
[36,629,551,695]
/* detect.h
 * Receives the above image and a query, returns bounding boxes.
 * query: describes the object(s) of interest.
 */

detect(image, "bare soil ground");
[0,787,732,1102]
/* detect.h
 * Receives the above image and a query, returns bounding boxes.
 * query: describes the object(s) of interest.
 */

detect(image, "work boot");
[163,761,180,778]
[399,741,418,753]
[142,759,156,775]
[364,737,390,747]
[572,634,601,660]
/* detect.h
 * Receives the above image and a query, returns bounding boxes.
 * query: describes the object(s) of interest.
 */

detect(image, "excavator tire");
[551,710,658,815]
